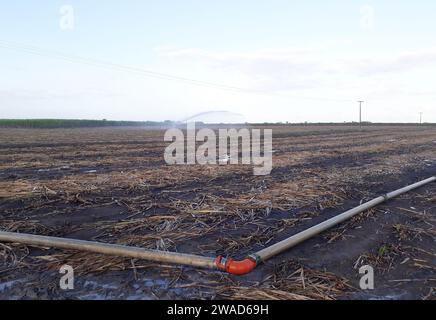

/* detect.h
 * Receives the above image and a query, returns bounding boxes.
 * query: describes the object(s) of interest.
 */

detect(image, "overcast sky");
[1,1,436,123]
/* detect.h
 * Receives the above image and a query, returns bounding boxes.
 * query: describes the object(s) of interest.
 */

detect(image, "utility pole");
[419,112,423,125]
[358,101,364,128]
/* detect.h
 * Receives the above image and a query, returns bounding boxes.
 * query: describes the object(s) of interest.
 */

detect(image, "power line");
[0,40,355,103]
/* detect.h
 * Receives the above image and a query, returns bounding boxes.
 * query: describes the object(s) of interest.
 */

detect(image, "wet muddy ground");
[0,125,435,300]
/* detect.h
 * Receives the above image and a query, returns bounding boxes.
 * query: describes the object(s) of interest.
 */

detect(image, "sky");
[1,1,436,123]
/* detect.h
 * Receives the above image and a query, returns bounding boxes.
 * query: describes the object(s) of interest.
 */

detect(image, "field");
[0,125,435,300]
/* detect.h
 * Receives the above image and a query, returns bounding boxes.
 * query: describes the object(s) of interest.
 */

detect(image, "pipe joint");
[215,256,257,275]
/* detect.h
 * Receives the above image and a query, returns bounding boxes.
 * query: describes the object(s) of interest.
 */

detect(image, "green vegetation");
[0,119,173,129]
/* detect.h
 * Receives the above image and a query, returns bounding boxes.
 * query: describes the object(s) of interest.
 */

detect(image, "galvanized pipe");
[0,232,217,269]
[254,176,436,262]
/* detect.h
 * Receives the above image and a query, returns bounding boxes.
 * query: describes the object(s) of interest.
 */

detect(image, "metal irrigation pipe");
[0,176,434,275]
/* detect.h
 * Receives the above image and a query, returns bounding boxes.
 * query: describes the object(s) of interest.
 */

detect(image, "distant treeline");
[0,119,434,129]
[0,119,174,129]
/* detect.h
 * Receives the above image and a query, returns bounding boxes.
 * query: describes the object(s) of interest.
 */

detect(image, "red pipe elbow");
[215,256,257,275]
